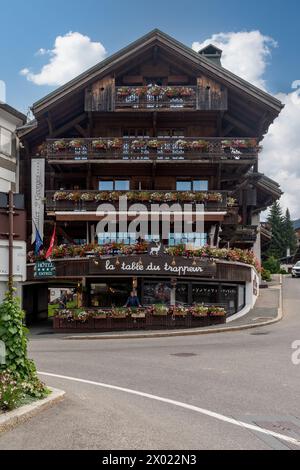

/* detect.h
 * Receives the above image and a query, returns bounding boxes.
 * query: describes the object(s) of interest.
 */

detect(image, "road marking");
[39,371,300,447]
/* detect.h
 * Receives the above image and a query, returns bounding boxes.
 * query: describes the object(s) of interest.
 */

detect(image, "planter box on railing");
[43,137,259,162]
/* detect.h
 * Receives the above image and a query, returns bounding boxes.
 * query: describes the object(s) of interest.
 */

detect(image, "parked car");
[292,261,300,278]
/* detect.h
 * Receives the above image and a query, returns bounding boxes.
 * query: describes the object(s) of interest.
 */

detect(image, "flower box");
[131,313,146,319]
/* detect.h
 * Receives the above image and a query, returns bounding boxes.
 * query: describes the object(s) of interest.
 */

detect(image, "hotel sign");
[34,261,56,278]
[89,254,217,278]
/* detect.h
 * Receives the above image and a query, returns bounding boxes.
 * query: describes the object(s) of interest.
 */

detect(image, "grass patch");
[48,300,77,317]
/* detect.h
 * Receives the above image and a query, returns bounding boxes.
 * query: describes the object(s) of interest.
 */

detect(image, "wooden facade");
[19,30,283,324]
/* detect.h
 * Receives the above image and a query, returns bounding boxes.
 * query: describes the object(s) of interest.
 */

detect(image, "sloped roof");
[0,103,26,123]
[32,29,284,115]
[293,219,300,230]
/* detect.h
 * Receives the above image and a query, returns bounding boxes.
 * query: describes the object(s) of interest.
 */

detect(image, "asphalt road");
[0,276,300,450]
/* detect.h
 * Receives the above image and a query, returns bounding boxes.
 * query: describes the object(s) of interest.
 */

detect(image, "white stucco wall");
[227,266,260,322]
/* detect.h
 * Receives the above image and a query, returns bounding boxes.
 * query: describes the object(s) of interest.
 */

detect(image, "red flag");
[46,225,56,259]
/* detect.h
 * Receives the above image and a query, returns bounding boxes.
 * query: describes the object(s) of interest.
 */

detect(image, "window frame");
[0,125,13,157]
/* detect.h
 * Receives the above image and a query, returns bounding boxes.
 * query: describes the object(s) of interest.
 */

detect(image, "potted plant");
[81,192,95,202]
[191,140,208,151]
[66,192,81,202]
[147,139,160,150]
[92,139,107,151]
[134,86,147,97]
[175,139,189,150]
[53,140,67,152]
[68,140,83,149]
[131,307,146,318]
[190,305,209,317]
[117,87,132,98]
[148,85,162,97]
[171,305,188,317]
[152,304,169,316]
[208,306,226,317]
[131,140,146,152]
[108,138,123,150]
[53,191,68,201]
[207,192,223,203]
[111,307,128,319]
[93,309,108,319]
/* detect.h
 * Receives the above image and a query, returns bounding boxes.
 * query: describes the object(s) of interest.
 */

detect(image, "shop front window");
[169,232,207,247]
[143,281,171,305]
[90,281,132,307]
[192,284,219,304]
[176,283,189,305]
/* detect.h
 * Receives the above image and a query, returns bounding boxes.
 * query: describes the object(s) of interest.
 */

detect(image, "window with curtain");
[0,126,12,156]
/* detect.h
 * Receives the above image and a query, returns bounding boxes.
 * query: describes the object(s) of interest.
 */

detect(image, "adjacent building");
[0,103,27,302]
[19,30,283,326]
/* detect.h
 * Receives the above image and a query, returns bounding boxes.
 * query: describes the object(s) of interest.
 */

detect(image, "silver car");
[292,261,300,278]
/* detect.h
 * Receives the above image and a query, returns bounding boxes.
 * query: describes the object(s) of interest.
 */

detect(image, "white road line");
[39,371,300,447]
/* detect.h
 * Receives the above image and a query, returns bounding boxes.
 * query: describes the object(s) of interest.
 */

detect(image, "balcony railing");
[220,225,258,244]
[46,190,229,212]
[45,137,259,162]
[85,85,228,112]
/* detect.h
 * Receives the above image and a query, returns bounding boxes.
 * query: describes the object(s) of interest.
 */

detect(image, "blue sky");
[1,0,300,218]
[0,0,299,113]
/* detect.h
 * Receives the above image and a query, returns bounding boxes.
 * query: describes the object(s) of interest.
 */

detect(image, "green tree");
[267,201,286,259]
[283,209,297,255]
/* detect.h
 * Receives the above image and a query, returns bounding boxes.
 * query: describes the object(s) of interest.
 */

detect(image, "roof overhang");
[31,29,284,118]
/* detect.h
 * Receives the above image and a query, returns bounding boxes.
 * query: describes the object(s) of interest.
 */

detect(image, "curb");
[64,283,284,341]
[0,387,65,434]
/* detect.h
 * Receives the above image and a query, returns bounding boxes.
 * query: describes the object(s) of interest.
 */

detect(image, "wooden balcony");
[46,190,229,213]
[85,85,228,112]
[220,225,258,244]
[45,137,259,163]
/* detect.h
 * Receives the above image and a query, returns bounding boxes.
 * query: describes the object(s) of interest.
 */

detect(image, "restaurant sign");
[90,254,217,278]
[34,261,56,278]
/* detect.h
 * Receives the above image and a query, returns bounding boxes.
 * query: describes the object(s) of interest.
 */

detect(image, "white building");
[0,103,26,302]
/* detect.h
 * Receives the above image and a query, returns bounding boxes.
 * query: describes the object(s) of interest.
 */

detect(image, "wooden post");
[7,191,15,295]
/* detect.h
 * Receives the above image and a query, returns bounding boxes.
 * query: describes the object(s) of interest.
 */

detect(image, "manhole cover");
[171,353,197,357]
[251,331,270,336]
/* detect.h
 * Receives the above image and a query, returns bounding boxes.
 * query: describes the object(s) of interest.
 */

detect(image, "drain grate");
[171,353,197,357]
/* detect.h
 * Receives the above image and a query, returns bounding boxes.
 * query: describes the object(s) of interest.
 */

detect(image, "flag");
[46,225,56,259]
[33,221,43,255]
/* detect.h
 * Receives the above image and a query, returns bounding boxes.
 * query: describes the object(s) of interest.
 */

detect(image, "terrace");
[43,137,259,163]
[85,85,228,112]
[45,190,231,213]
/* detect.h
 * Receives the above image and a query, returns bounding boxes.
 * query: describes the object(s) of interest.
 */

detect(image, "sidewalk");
[29,282,282,340]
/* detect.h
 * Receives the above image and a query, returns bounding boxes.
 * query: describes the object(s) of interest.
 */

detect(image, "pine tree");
[267,201,285,259]
[283,209,297,256]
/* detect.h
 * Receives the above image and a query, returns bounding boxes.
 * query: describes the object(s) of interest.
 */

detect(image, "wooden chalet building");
[19,30,283,328]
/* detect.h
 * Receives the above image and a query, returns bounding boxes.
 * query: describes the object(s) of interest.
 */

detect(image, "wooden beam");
[221,123,234,137]
[52,113,87,138]
[75,124,89,138]
[223,113,255,135]
[46,111,54,137]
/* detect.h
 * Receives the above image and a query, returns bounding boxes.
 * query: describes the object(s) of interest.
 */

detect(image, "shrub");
[0,291,48,403]
[261,268,272,282]
[262,256,281,274]
[0,370,24,411]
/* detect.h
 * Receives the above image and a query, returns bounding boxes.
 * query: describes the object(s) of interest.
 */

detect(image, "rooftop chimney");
[198,44,223,67]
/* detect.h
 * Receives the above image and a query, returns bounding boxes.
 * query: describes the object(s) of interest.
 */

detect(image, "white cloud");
[193,31,300,219]
[261,87,300,219]
[20,31,106,86]
[192,31,277,90]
